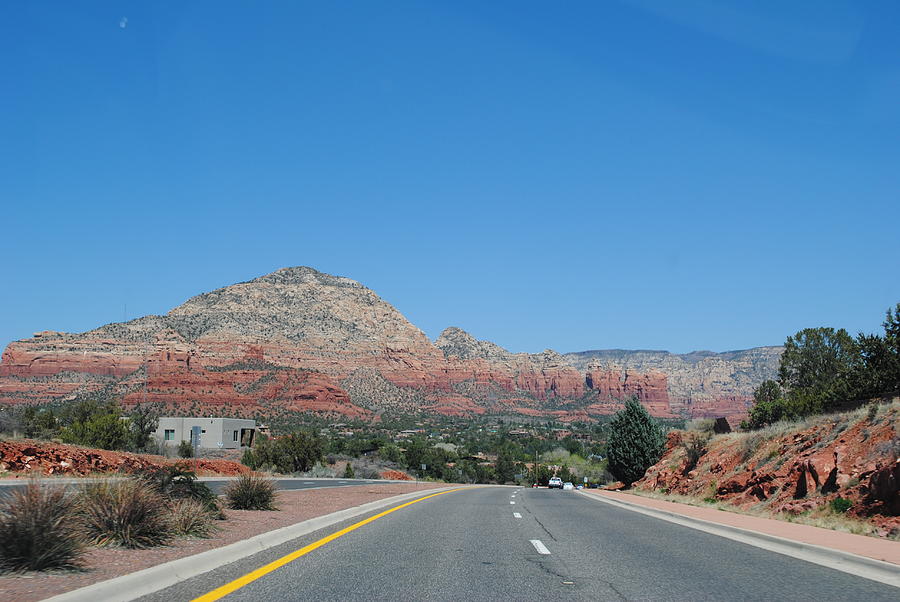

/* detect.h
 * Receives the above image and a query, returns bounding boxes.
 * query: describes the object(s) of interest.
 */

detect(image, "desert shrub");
[168,498,216,538]
[0,481,83,572]
[354,466,381,480]
[343,462,355,478]
[135,463,222,518]
[302,463,336,478]
[78,480,172,548]
[606,397,665,486]
[224,474,277,511]
[685,418,716,434]
[178,440,194,458]
[830,497,852,514]
[680,431,711,475]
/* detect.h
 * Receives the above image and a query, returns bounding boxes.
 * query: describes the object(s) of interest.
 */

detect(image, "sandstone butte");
[0,266,782,422]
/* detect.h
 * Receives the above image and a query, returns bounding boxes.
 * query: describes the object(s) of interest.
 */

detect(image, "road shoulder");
[579,489,900,588]
[1,483,452,602]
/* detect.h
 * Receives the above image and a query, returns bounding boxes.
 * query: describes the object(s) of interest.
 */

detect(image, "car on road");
[548,477,563,489]
[562,482,574,490]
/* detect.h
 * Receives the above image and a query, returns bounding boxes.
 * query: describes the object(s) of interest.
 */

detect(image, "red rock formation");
[634,402,900,537]
[0,439,248,477]
[0,266,777,421]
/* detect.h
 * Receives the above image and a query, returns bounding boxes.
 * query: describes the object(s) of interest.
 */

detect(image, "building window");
[164,429,175,441]
[233,430,239,441]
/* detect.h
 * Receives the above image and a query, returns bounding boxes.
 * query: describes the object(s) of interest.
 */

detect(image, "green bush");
[0,481,83,572]
[135,462,222,518]
[343,462,355,478]
[78,480,172,548]
[680,431,711,474]
[829,497,852,514]
[224,474,277,510]
[61,412,131,451]
[178,440,194,458]
[606,397,665,486]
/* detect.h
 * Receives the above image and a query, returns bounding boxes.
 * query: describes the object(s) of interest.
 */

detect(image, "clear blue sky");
[2,1,899,354]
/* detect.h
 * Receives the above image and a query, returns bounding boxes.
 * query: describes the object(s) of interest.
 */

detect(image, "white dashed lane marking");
[530,539,551,555]
[513,512,522,518]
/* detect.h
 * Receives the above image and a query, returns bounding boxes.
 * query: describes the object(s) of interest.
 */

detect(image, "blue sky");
[2,1,898,354]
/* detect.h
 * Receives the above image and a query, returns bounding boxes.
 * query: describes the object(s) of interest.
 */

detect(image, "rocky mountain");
[0,267,781,422]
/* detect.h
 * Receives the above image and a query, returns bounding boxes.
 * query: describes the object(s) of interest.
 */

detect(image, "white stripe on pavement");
[513,512,522,518]
[530,539,551,555]
[510,501,516,504]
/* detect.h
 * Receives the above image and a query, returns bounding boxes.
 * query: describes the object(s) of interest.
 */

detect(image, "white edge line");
[530,539,551,555]
[577,491,900,589]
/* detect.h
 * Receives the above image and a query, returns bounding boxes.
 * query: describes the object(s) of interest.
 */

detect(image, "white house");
[154,417,256,450]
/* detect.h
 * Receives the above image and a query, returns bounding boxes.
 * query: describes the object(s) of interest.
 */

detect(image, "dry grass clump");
[225,473,278,510]
[78,480,172,548]
[0,480,83,572]
[169,497,218,538]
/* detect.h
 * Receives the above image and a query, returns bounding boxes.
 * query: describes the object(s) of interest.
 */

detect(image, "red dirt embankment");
[635,402,899,537]
[0,439,248,477]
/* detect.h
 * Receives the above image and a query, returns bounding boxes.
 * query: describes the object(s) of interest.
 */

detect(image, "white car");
[562,482,574,490]
[548,477,563,489]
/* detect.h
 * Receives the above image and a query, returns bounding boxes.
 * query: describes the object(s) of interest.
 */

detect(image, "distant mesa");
[0,266,782,422]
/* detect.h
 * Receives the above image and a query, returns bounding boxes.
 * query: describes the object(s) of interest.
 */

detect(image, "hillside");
[634,402,900,537]
[0,267,781,421]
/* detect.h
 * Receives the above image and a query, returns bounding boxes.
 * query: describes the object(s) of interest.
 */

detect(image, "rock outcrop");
[634,402,900,537]
[0,266,781,421]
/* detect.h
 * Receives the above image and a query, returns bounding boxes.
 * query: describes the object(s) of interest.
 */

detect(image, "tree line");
[744,303,900,429]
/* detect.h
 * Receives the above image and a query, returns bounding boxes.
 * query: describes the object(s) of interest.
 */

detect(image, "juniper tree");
[606,397,665,486]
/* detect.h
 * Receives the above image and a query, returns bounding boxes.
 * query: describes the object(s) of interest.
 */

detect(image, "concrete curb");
[46,486,460,602]
[577,490,900,589]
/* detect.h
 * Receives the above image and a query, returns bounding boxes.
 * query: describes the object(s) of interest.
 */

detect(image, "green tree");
[778,327,858,413]
[270,431,324,474]
[61,412,131,450]
[494,449,516,484]
[854,304,900,398]
[606,397,665,486]
[128,404,159,451]
[743,379,789,429]
[343,462,355,478]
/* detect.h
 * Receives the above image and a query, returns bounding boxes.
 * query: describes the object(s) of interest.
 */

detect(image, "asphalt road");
[142,486,899,602]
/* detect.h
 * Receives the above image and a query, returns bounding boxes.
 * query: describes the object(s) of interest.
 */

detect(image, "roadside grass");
[626,488,891,539]
[0,480,83,572]
[169,497,218,538]
[225,473,278,510]
[78,480,173,548]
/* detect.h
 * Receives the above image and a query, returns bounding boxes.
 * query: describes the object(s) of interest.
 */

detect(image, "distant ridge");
[0,266,782,422]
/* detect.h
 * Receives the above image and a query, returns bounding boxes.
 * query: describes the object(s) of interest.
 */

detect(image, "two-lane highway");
[142,486,898,601]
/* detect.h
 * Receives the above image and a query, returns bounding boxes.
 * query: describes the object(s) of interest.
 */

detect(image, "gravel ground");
[0,483,446,602]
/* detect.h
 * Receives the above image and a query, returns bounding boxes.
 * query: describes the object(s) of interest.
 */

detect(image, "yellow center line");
[193,487,467,602]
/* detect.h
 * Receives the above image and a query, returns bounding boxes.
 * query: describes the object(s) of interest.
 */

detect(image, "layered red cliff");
[0,267,777,421]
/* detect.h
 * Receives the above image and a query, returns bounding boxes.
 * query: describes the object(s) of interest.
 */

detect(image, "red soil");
[0,439,249,477]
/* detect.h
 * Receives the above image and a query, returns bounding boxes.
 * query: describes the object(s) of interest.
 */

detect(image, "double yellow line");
[193,488,464,601]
